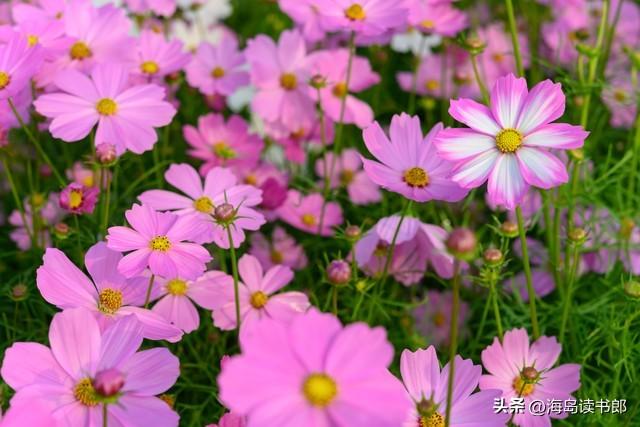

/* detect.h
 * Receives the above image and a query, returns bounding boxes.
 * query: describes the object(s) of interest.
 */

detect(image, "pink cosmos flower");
[406,0,468,37]
[315,149,382,205]
[1,308,180,426]
[0,87,31,131]
[480,328,581,426]
[37,242,183,342]
[138,163,264,247]
[250,226,308,271]
[0,16,66,62]
[126,0,177,16]
[218,308,412,426]
[400,346,508,427]
[505,238,555,301]
[412,290,469,347]
[0,401,56,427]
[270,117,334,164]
[362,114,469,203]
[0,32,44,100]
[183,113,264,176]
[308,49,380,128]
[9,192,65,251]
[59,182,99,214]
[185,35,249,96]
[207,412,246,427]
[133,30,190,82]
[34,64,176,155]
[434,73,589,210]
[245,29,315,132]
[541,1,589,66]
[276,190,343,236]
[210,254,310,331]
[476,24,530,89]
[602,70,637,128]
[318,0,408,37]
[152,271,232,333]
[278,0,326,42]
[106,203,212,279]
[12,0,67,23]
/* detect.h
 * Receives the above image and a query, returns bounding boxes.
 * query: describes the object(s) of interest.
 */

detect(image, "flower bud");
[624,280,640,298]
[569,148,584,162]
[54,222,70,239]
[620,218,635,240]
[309,74,327,89]
[521,366,539,381]
[500,220,518,238]
[96,143,117,165]
[326,260,351,285]
[39,164,52,178]
[446,228,477,259]
[483,248,503,265]
[10,284,28,301]
[93,368,125,397]
[0,126,8,147]
[568,227,587,244]
[344,225,361,241]
[214,203,235,223]
[465,35,486,55]
[259,178,287,210]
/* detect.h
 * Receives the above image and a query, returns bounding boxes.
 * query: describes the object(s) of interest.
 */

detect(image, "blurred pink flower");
[505,238,556,301]
[318,0,408,37]
[270,117,334,164]
[209,254,309,331]
[476,23,530,88]
[249,226,308,271]
[276,190,343,236]
[406,0,468,37]
[9,192,65,251]
[541,1,589,66]
[412,290,469,347]
[0,401,56,427]
[106,203,211,279]
[0,32,43,99]
[126,0,177,16]
[218,308,412,426]
[133,29,190,82]
[207,412,246,427]
[278,0,325,42]
[59,182,99,214]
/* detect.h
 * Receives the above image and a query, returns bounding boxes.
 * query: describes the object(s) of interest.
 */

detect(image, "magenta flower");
[1,308,180,426]
[315,149,381,205]
[400,346,508,426]
[183,113,264,176]
[34,64,176,155]
[406,0,468,37]
[245,29,315,132]
[318,0,408,37]
[434,73,589,209]
[133,30,190,82]
[362,114,469,203]
[210,254,309,331]
[279,0,326,42]
[271,117,334,164]
[276,190,343,236]
[250,226,308,271]
[126,0,177,16]
[412,290,469,347]
[186,35,249,96]
[480,328,581,426]
[106,203,212,279]
[0,32,43,99]
[152,271,232,333]
[37,243,183,342]
[138,163,264,246]
[59,182,99,215]
[207,412,246,427]
[218,308,412,426]
[308,48,380,128]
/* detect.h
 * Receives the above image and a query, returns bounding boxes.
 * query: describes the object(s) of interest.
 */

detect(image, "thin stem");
[489,276,504,341]
[541,190,561,289]
[332,286,338,315]
[516,206,540,339]
[470,54,489,104]
[379,200,413,284]
[628,110,640,207]
[102,403,108,427]
[226,227,241,333]
[444,261,461,427]
[559,241,580,343]
[504,0,524,77]
[144,274,155,308]
[100,167,112,236]
[1,156,35,246]
[8,98,65,186]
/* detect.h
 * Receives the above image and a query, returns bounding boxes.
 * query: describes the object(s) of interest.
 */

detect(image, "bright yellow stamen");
[70,41,92,60]
[213,141,237,160]
[74,378,98,406]
[421,20,435,29]
[141,61,159,75]
[512,376,535,397]
[419,412,445,427]
[149,236,171,252]
[302,373,338,407]
[340,169,354,185]
[98,288,123,314]
[96,98,117,116]
[211,66,225,78]
[332,82,348,98]
[193,196,214,213]
[27,35,39,47]
[0,72,10,90]
[68,189,83,209]
[280,73,297,90]
[250,291,269,309]
[167,279,188,296]
[270,249,284,264]
[495,128,523,153]
[345,3,366,21]
[425,79,440,91]
[403,167,430,187]
[301,213,316,227]
[432,312,445,327]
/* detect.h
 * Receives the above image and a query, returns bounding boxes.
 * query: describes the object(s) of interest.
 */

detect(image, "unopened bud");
[620,218,635,240]
[500,221,518,238]
[344,225,361,241]
[483,248,503,265]
[465,35,486,55]
[568,227,587,244]
[569,148,584,162]
[309,74,327,89]
[624,280,640,298]
[39,164,52,177]
[93,368,125,397]
[54,222,70,239]
[11,284,28,301]
[214,203,235,223]
[521,366,539,381]
[96,143,117,165]
[446,228,477,259]
[327,260,351,285]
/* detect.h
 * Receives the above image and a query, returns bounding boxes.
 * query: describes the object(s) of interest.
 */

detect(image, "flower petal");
[449,98,501,135]
[516,79,565,134]
[487,154,528,210]
[523,123,588,150]
[516,147,568,189]
[490,73,528,129]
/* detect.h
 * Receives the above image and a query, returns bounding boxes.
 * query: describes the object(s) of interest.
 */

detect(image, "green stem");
[1,155,35,246]
[100,167,112,236]
[144,274,155,308]
[470,54,489,104]
[379,200,413,284]
[541,190,561,289]
[490,277,504,341]
[504,0,524,77]
[559,242,580,343]
[444,261,461,427]
[516,206,540,339]
[628,110,640,207]
[8,98,65,186]
[226,227,241,333]
[102,403,108,427]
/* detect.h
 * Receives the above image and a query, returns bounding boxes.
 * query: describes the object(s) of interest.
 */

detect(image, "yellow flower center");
[193,196,214,213]
[512,376,535,397]
[213,141,237,160]
[403,167,430,187]
[373,242,387,257]
[432,312,445,327]
[421,19,435,30]
[345,3,366,21]
[211,66,225,78]
[495,128,523,153]
[332,82,348,98]
[280,73,298,90]
[74,378,98,406]
[270,249,284,264]
[96,98,117,116]
[425,79,440,91]
[98,288,123,314]
[82,175,95,187]
[302,373,338,407]
[419,412,444,427]
[68,189,83,209]
[244,174,257,185]
[301,213,317,227]
[0,71,10,90]
[149,235,171,252]
[613,89,627,102]
[250,291,269,309]
[492,53,505,63]
[340,169,354,185]
[167,279,188,296]
[70,41,92,60]
[27,35,39,47]
[141,60,159,75]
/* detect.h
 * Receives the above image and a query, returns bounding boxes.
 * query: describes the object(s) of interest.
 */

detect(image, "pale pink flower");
[0,32,44,100]
[249,226,308,271]
[278,0,326,42]
[276,190,343,236]
[318,0,408,37]
[126,0,177,16]
[412,290,469,347]
[406,0,468,37]
[133,30,190,82]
